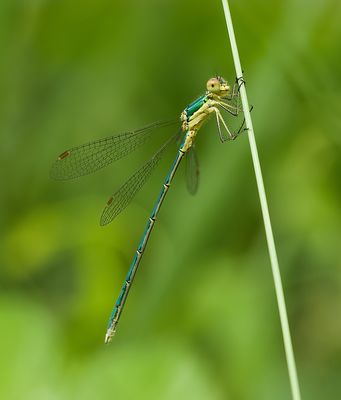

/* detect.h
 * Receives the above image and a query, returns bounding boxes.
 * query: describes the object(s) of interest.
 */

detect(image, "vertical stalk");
[220,1,302,399]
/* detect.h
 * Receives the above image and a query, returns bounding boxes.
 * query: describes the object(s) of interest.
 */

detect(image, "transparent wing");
[185,145,199,195]
[50,119,179,181]
[100,134,177,226]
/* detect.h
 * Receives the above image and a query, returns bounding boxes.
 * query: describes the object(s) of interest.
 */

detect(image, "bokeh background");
[1,0,340,399]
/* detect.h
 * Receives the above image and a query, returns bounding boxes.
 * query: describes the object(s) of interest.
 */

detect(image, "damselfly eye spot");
[58,150,71,160]
[206,78,221,93]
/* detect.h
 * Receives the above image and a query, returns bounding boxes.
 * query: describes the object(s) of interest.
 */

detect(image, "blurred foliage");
[0,0,341,399]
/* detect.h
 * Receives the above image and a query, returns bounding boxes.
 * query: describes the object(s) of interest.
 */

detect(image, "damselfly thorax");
[180,76,242,152]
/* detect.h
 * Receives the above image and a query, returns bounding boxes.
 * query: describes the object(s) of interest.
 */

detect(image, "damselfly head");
[206,76,230,96]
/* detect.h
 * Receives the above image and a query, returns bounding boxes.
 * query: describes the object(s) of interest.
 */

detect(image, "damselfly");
[51,76,245,343]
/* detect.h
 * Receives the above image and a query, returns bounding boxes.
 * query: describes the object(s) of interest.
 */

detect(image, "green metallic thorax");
[184,94,208,119]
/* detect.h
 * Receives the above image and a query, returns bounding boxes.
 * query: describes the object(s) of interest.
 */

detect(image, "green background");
[1,0,340,399]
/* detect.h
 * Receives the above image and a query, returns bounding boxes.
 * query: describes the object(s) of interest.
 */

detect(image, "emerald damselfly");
[51,76,245,343]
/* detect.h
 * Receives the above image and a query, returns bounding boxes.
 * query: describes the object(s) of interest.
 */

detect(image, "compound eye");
[206,78,220,93]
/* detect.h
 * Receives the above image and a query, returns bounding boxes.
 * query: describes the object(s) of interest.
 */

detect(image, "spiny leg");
[217,100,240,116]
[236,76,246,90]
[217,103,250,139]
[212,107,235,142]
[214,108,223,142]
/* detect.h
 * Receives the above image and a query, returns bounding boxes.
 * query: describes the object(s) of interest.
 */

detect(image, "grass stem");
[221,1,302,399]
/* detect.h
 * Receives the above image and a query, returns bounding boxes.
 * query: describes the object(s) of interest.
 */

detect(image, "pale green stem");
[221,1,302,399]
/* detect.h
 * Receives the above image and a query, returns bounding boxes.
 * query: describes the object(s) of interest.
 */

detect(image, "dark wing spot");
[58,150,71,160]
[106,196,113,206]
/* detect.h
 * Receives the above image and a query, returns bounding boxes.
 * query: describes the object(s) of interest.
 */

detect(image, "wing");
[100,134,177,226]
[50,119,179,181]
[185,145,199,195]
